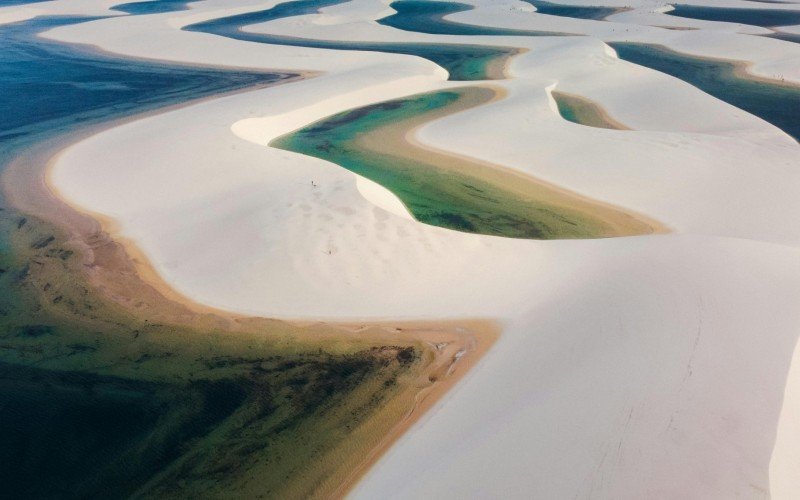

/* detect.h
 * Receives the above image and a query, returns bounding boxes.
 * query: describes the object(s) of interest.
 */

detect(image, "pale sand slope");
[3,0,800,496]
[772,338,800,500]
[352,236,800,499]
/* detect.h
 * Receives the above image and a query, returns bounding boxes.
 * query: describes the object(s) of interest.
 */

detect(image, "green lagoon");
[273,87,652,239]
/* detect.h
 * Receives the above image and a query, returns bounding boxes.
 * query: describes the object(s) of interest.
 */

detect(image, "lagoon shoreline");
[0,50,498,499]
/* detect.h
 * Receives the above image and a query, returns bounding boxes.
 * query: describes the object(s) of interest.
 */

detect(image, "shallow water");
[0,15,289,166]
[379,0,568,36]
[666,4,800,27]
[523,0,621,21]
[185,0,517,80]
[273,88,628,239]
[112,0,201,15]
[0,14,314,498]
[610,42,800,141]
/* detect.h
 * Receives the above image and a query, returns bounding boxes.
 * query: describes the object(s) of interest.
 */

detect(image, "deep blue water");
[0,15,291,166]
[0,0,52,6]
[379,0,568,36]
[666,4,800,27]
[523,0,621,21]
[185,0,518,80]
[184,0,346,31]
[611,42,800,141]
[112,0,201,15]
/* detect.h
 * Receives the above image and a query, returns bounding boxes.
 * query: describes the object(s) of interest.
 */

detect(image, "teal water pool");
[611,42,800,141]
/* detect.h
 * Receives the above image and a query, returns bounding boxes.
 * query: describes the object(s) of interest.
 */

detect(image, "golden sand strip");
[315,320,498,498]
[485,47,528,80]
[551,90,631,130]
[731,59,800,89]
[1,85,498,497]
[355,84,667,238]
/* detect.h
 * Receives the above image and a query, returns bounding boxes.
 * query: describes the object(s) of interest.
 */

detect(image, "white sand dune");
[353,235,800,499]
[3,0,800,496]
